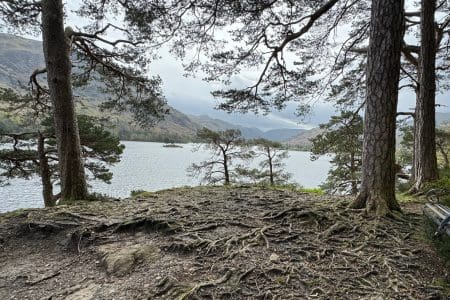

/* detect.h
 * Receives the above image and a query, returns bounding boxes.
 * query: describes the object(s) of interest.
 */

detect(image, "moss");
[431,277,450,294]
[421,169,450,205]
[0,208,28,222]
[274,276,286,285]
[299,188,325,195]
[396,192,424,204]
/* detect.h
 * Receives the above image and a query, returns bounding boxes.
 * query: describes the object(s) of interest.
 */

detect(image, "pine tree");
[0,1,167,200]
[188,128,252,185]
[0,113,124,207]
[350,0,404,215]
[237,139,291,186]
[311,112,363,195]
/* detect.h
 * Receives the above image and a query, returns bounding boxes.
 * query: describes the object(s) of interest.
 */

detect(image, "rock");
[99,243,160,277]
[269,253,280,263]
[65,284,100,300]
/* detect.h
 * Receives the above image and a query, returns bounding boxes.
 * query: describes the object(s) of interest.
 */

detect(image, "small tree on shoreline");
[237,138,291,186]
[0,110,124,207]
[188,128,252,185]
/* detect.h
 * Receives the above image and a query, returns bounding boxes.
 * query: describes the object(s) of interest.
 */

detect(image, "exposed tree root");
[1,186,447,299]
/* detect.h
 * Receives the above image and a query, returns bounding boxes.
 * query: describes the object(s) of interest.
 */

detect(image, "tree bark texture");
[223,151,230,185]
[411,0,438,191]
[38,133,55,207]
[268,148,274,186]
[41,0,88,200]
[351,0,403,215]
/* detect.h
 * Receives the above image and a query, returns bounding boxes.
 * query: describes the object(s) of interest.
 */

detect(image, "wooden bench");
[423,202,450,237]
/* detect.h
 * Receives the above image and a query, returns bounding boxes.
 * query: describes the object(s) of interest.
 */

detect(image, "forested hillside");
[0,33,306,143]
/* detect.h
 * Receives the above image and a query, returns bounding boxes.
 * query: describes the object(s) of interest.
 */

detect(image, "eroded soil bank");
[0,186,448,299]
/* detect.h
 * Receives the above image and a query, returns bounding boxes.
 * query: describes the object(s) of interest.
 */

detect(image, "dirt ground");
[0,186,448,299]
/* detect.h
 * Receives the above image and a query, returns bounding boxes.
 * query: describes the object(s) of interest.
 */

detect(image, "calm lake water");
[0,141,331,213]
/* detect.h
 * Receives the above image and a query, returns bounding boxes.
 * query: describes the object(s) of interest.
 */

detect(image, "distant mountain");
[437,112,450,126]
[0,33,43,87]
[0,33,304,143]
[190,115,304,141]
[285,127,323,150]
[263,129,306,142]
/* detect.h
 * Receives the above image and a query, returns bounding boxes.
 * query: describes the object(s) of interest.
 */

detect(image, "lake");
[0,141,331,213]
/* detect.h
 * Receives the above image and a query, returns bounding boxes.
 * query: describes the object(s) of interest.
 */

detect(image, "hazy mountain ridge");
[285,127,324,150]
[0,33,43,87]
[189,114,305,142]
[0,33,310,143]
[436,113,450,126]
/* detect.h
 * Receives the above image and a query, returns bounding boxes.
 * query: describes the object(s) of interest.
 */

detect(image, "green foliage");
[237,138,292,186]
[395,192,421,204]
[188,128,252,185]
[397,124,450,171]
[422,169,450,205]
[397,125,414,167]
[130,189,159,198]
[258,183,324,195]
[189,131,293,186]
[0,92,124,201]
[310,111,363,195]
[77,115,124,183]
[85,192,112,202]
[40,115,124,184]
[436,126,450,170]
[130,189,147,197]
[1,3,169,127]
[300,188,326,195]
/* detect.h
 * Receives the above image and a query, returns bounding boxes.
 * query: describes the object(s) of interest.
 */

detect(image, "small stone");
[98,243,160,277]
[269,253,280,262]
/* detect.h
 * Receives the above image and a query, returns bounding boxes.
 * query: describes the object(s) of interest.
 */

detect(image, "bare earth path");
[0,186,448,299]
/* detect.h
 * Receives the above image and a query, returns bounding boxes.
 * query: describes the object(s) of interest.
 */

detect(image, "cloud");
[11,0,449,131]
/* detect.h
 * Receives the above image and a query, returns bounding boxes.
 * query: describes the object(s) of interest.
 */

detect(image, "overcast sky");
[7,1,450,130]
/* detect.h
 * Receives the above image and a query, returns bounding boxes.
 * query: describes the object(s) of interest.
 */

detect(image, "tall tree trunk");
[409,93,418,183]
[37,133,55,207]
[41,0,88,200]
[223,152,230,185]
[350,153,358,195]
[268,148,274,186]
[411,0,438,191]
[350,0,403,215]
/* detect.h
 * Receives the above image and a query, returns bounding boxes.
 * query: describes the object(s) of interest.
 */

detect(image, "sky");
[6,0,450,130]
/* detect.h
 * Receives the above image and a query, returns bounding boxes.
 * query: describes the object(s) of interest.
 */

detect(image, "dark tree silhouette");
[311,111,363,195]
[188,128,251,185]
[350,0,404,215]
[410,0,439,192]
[237,138,291,186]
[0,112,124,207]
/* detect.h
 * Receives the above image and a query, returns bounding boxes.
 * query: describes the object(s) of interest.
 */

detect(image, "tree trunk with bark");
[410,0,438,191]
[351,0,403,215]
[268,148,274,186]
[350,153,358,195]
[41,0,88,201]
[37,133,55,207]
[223,151,230,185]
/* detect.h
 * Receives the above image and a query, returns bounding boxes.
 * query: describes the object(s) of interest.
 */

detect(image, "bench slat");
[423,203,450,237]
